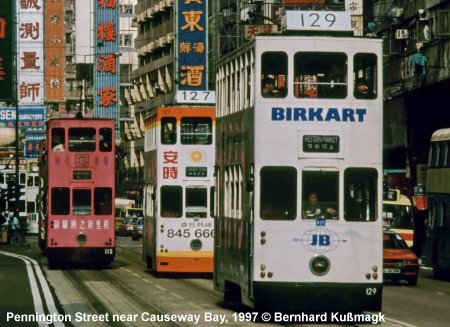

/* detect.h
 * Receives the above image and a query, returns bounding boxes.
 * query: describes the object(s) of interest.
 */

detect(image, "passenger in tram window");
[303,192,337,219]
[52,135,65,152]
[320,62,346,98]
[262,76,283,98]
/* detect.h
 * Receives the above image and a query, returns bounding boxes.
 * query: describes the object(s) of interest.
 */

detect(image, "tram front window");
[186,186,208,218]
[260,167,297,220]
[261,51,287,98]
[73,189,91,215]
[51,187,70,215]
[294,52,347,99]
[344,168,378,221]
[180,117,212,145]
[161,186,182,218]
[68,128,96,152]
[302,170,339,219]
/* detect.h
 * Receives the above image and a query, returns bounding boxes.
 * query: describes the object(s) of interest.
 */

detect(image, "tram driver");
[303,192,337,219]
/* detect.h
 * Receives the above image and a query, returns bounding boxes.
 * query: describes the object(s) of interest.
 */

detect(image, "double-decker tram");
[214,11,383,312]
[38,118,116,267]
[143,106,215,273]
[424,128,450,278]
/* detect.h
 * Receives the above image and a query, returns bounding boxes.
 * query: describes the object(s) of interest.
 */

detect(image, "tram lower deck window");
[161,186,182,218]
[260,167,297,220]
[344,168,378,221]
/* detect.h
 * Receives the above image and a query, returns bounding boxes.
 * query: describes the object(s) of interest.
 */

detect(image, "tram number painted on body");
[105,248,113,255]
[166,229,214,238]
[365,288,377,296]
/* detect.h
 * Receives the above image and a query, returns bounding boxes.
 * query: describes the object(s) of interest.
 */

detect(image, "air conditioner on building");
[147,8,154,19]
[165,0,173,7]
[159,1,166,11]
[395,29,409,39]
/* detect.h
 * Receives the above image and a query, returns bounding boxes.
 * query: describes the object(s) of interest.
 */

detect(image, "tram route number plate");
[303,135,340,153]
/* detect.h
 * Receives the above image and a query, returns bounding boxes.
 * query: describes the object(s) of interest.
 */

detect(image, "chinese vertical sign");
[0,1,13,101]
[162,151,179,180]
[177,0,208,91]
[45,0,65,106]
[94,0,119,124]
[17,0,44,105]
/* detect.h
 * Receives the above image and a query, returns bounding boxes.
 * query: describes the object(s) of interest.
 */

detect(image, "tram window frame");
[294,52,347,99]
[94,187,112,215]
[302,170,339,220]
[68,128,96,152]
[180,117,213,145]
[99,128,113,152]
[161,117,177,145]
[73,189,92,215]
[51,187,70,215]
[353,53,377,99]
[160,185,182,218]
[343,168,378,222]
[261,51,288,98]
[438,141,448,167]
[260,166,297,220]
[185,186,208,218]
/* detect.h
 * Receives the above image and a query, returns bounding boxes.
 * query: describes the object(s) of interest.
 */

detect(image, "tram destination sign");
[73,170,92,180]
[186,166,207,177]
[303,135,340,153]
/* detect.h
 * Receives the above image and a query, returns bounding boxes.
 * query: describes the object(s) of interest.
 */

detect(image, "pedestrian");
[9,209,21,245]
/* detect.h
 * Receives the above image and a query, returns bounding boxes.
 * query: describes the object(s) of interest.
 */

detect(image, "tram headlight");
[77,233,87,245]
[309,255,330,276]
[190,239,202,251]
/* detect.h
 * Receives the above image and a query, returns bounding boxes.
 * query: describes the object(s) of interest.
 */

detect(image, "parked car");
[117,217,137,236]
[131,217,143,241]
[383,229,419,285]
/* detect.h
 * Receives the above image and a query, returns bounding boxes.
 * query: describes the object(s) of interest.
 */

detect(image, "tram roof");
[431,128,450,142]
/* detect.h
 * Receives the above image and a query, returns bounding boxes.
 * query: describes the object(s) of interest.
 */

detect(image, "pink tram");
[38,118,115,267]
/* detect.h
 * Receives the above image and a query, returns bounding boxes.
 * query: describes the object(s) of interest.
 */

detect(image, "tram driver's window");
[99,128,112,152]
[69,128,96,152]
[94,187,112,215]
[354,53,377,99]
[302,170,339,219]
[294,52,347,99]
[160,186,182,218]
[73,189,91,215]
[344,168,378,221]
[186,186,208,218]
[260,166,297,220]
[51,187,69,215]
[261,52,287,98]
[52,128,65,152]
[161,117,176,144]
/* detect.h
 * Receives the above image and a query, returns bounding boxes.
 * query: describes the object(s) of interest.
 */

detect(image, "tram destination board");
[303,135,340,153]
[186,166,207,177]
[73,170,92,180]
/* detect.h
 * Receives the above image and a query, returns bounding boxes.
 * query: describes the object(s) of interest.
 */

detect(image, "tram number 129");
[366,288,377,296]
[166,229,214,238]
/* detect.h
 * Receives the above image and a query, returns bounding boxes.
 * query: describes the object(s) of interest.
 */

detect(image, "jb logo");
[310,234,331,246]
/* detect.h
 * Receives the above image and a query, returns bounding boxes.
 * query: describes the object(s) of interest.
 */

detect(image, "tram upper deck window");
[344,168,378,221]
[51,128,65,152]
[302,170,339,219]
[161,117,177,145]
[354,53,377,99]
[294,52,347,99]
[260,167,297,220]
[99,128,112,152]
[181,117,212,145]
[261,52,287,98]
[69,128,96,152]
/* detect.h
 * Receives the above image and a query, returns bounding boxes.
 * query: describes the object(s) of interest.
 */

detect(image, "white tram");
[214,30,384,312]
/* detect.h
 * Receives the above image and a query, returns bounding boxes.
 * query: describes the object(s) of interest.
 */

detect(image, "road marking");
[155,284,167,291]
[0,251,65,327]
[170,292,184,300]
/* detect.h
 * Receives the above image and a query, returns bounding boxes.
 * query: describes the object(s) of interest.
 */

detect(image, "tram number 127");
[167,229,214,238]
[176,91,216,103]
